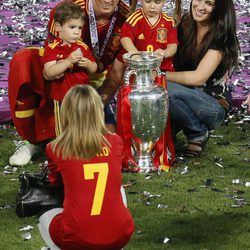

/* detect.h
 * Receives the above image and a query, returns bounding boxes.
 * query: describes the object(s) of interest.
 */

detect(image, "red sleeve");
[167,25,178,45]
[109,133,125,161]
[43,46,57,64]
[82,46,95,63]
[120,22,136,41]
[46,143,63,187]
[118,21,137,63]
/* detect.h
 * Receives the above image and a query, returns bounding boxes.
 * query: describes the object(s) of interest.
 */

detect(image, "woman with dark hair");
[166,0,240,157]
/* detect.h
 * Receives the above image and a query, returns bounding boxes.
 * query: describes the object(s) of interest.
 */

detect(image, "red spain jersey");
[43,38,95,101]
[47,0,130,72]
[46,133,134,250]
[120,8,178,72]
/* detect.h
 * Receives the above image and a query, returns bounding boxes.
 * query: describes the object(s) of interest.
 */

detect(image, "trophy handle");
[124,67,137,86]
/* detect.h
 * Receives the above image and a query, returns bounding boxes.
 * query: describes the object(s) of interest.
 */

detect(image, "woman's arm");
[46,145,63,187]
[97,58,125,106]
[167,49,222,86]
[47,160,63,187]
[155,43,178,58]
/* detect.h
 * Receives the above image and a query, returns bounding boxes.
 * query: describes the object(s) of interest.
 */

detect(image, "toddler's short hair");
[54,1,84,25]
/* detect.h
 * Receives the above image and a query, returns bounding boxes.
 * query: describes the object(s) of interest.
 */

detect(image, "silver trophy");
[123,52,169,172]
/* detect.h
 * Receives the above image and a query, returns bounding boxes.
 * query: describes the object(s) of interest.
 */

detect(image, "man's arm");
[97,59,125,106]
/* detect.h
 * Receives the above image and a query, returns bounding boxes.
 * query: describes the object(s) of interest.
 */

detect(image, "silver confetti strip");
[163,237,170,244]
[157,204,168,209]
[232,179,241,184]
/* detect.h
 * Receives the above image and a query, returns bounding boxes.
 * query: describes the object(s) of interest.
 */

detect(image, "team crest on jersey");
[156,28,167,43]
[109,33,121,51]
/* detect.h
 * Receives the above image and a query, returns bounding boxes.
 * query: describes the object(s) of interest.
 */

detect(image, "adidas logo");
[138,33,145,39]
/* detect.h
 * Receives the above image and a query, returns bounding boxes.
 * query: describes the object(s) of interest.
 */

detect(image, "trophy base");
[137,156,157,173]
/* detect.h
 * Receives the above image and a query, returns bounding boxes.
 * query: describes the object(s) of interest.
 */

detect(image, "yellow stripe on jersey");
[27,47,44,56]
[50,19,56,36]
[162,13,174,20]
[126,9,141,22]
[15,109,35,118]
[126,10,143,27]
[74,0,84,4]
[162,14,176,27]
[130,14,144,27]
[48,40,60,49]
[54,100,61,137]
[74,0,85,9]
[76,40,88,50]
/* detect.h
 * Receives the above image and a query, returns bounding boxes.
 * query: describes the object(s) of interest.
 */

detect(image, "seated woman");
[38,85,134,250]
[166,0,240,157]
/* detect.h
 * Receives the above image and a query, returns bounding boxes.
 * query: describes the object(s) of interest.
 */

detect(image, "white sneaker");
[9,141,37,166]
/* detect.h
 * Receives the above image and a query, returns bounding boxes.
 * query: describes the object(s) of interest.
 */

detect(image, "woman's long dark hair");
[176,0,240,71]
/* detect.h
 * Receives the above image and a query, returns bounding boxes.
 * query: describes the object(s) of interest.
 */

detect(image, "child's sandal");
[185,133,209,158]
[185,141,204,157]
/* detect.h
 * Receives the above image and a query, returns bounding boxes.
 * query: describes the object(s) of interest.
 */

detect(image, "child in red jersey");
[47,0,134,132]
[120,0,178,72]
[43,1,97,135]
[38,84,134,250]
[43,1,97,100]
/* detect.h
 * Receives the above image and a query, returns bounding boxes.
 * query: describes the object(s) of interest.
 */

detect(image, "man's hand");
[97,59,125,106]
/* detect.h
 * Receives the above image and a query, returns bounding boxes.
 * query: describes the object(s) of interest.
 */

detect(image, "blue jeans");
[104,101,116,125]
[168,82,225,140]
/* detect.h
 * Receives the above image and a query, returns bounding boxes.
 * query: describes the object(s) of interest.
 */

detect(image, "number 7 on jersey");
[83,163,109,216]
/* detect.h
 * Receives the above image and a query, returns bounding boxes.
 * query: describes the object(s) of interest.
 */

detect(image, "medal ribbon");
[89,0,118,60]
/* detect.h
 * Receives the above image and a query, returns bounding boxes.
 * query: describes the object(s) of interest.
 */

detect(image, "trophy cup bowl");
[123,52,169,172]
